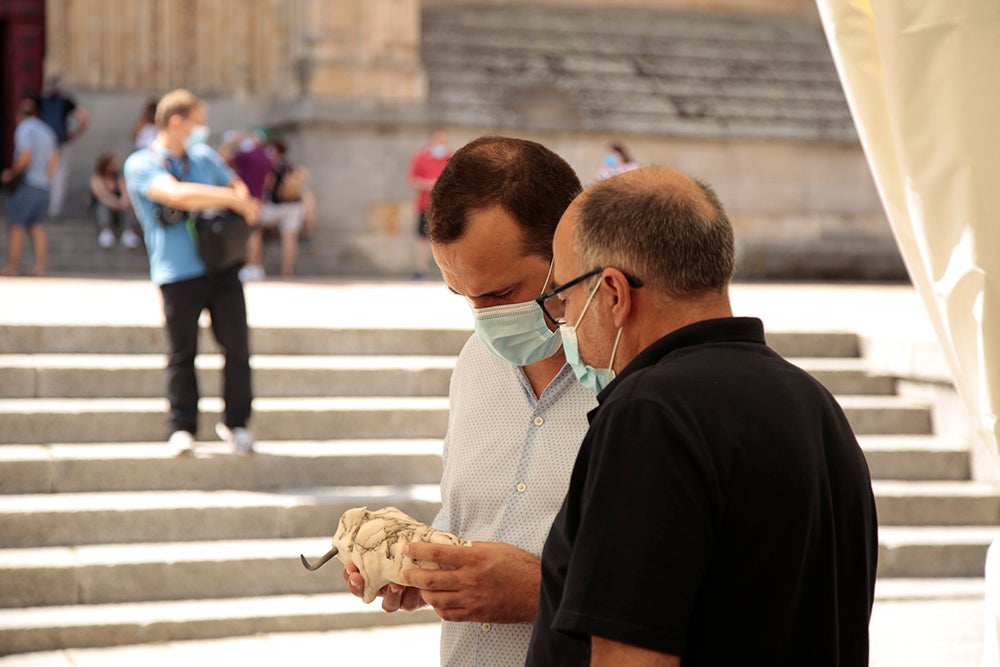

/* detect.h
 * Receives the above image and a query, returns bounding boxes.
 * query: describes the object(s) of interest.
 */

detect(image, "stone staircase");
[420,4,855,141]
[0,217,353,280]
[0,322,993,656]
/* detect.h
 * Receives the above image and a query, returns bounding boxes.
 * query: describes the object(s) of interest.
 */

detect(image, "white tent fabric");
[814,1,1000,662]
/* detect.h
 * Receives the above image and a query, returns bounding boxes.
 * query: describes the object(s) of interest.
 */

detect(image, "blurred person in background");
[1,98,58,276]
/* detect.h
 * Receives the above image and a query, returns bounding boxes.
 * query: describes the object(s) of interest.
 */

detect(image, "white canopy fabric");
[814,0,999,456]
[814,1,1000,661]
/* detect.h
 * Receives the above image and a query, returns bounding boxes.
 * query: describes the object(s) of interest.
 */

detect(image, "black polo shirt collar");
[594,316,766,405]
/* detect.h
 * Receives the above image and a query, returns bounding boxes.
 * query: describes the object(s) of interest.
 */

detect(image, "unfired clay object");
[300,506,470,603]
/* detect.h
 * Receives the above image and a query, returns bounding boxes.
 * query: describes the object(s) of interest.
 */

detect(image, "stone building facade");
[32,0,903,280]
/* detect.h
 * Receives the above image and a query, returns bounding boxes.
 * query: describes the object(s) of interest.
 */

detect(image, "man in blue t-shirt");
[123,88,261,456]
[1,98,58,276]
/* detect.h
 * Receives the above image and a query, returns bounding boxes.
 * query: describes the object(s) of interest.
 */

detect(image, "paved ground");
[0,275,989,665]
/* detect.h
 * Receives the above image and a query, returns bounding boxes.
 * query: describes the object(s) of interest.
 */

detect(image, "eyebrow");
[447,283,518,300]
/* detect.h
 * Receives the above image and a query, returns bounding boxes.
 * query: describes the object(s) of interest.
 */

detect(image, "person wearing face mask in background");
[123,89,262,457]
[220,128,305,281]
[526,167,878,666]
[594,142,638,182]
[407,129,452,280]
[341,136,597,667]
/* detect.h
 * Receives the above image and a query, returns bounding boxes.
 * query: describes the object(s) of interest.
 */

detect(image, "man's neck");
[616,289,734,374]
[156,132,185,157]
[522,351,567,399]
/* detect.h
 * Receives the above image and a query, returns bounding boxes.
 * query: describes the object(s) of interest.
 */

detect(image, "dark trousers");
[159,266,252,436]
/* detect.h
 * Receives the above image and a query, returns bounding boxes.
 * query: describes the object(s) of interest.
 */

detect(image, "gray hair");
[573,169,735,298]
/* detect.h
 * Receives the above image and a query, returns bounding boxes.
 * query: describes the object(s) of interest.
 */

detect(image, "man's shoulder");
[123,149,166,189]
[18,117,55,141]
[188,144,223,162]
[124,148,156,171]
[456,333,496,366]
[188,145,230,176]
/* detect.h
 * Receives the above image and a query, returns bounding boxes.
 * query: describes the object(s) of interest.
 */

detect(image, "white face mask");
[472,262,562,366]
[559,278,623,394]
[185,125,210,151]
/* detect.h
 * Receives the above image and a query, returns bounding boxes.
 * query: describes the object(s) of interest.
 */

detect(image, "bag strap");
[148,145,190,182]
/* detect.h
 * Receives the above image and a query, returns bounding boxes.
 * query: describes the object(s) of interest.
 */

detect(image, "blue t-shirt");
[13,117,57,190]
[124,143,235,285]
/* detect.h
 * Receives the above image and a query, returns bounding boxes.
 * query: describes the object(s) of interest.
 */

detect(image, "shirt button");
[482,623,492,632]
[516,482,527,493]
[533,416,544,426]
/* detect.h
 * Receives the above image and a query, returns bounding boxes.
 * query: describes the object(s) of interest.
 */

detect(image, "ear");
[601,268,633,328]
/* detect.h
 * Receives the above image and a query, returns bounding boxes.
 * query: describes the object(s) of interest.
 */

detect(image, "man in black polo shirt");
[526,167,878,666]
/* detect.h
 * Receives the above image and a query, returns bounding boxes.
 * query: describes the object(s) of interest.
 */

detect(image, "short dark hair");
[427,136,582,260]
[94,153,117,175]
[270,137,288,156]
[575,169,735,297]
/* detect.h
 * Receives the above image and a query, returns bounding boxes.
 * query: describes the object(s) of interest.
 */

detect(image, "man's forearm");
[152,181,245,212]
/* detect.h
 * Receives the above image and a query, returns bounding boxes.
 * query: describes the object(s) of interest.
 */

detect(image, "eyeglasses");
[535,267,643,326]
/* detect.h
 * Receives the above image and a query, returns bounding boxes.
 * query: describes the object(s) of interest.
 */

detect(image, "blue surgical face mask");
[559,278,623,394]
[603,152,621,168]
[185,125,210,151]
[429,144,448,159]
[473,262,562,366]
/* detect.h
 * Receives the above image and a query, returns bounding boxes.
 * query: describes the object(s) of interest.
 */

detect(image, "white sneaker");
[98,229,116,248]
[121,228,141,249]
[169,430,196,456]
[216,422,255,455]
[238,264,266,282]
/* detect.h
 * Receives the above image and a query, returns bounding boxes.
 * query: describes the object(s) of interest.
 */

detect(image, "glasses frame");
[535,267,643,326]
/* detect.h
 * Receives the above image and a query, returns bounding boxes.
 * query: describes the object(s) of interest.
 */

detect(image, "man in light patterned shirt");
[342,136,597,665]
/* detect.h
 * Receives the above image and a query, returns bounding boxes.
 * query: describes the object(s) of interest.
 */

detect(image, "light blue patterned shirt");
[433,334,597,666]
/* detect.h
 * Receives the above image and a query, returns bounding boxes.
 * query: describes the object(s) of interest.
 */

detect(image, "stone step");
[878,526,999,578]
[0,434,962,497]
[0,439,443,494]
[789,357,896,395]
[0,537,353,608]
[6,478,984,552]
[0,485,442,548]
[0,354,457,398]
[0,592,439,656]
[2,526,991,608]
[873,481,1000,526]
[0,324,473,356]
[835,395,932,435]
[0,218,344,279]
[874,577,985,601]
[3,394,923,445]
[423,5,824,48]
[859,435,971,481]
[0,353,890,399]
[0,394,928,446]
[0,396,451,445]
[0,323,858,358]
